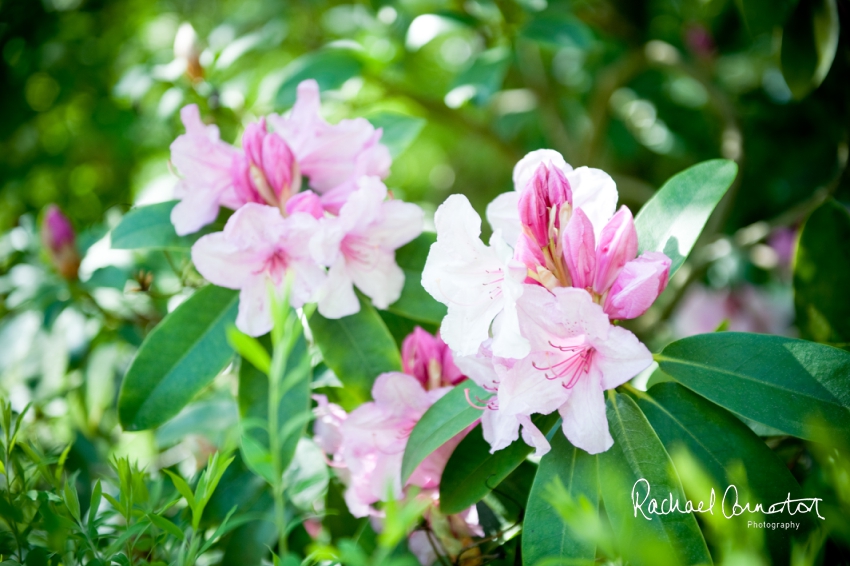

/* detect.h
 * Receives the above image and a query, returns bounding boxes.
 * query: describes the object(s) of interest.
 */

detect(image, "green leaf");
[111,201,220,250]
[634,382,811,563]
[163,469,197,511]
[238,332,312,482]
[794,199,850,343]
[386,232,447,325]
[521,15,594,49]
[657,332,850,443]
[439,412,559,515]
[275,48,362,107]
[600,391,711,566]
[118,285,239,430]
[64,480,81,522]
[401,381,488,484]
[88,480,102,528]
[309,295,401,405]
[734,0,798,36]
[634,159,738,279]
[781,0,840,99]
[366,113,425,159]
[227,327,272,375]
[522,433,598,565]
[449,47,511,106]
[147,512,185,541]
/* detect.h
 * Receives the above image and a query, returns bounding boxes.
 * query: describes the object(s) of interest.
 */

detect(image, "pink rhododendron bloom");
[268,80,391,214]
[169,79,391,235]
[402,327,465,390]
[459,286,652,455]
[314,177,422,318]
[313,328,480,565]
[191,204,326,336]
[41,204,79,280]
[169,104,243,236]
[422,194,529,359]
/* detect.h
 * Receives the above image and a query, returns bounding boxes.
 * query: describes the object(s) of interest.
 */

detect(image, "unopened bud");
[41,205,79,280]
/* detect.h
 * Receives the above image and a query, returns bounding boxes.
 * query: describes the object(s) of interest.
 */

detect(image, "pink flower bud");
[603,252,671,319]
[401,327,464,390]
[513,232,545,274]
[562,207,596,290]
[285,190,324,219]
[262,131,298,200]
[241,119,266,167]
[41,205,79,280]
[593,206,638,295]
[241,120,300,209]
[518,163,573,246]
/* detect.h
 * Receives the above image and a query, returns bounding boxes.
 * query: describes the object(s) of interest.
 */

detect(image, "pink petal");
[604,252,671,319]
[558,375,612,455]
[190,232,262,290]
[562,207,596,290]
[236,274,275,337]
[593,205,638,295]
[481,409,520,453]
[517,414,551,457]
[371,372,431,416]
[285,190,324,219]
[261,132,296,198]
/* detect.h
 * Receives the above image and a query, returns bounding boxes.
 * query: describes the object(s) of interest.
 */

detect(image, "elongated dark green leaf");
[366,113,425,158]
[781,0,839,99]
[634,159,738,279]
[111,201,218,250]
[657,332,850,442]
[449,47,511,106]
[309,295,401,405]
[522,432,598,565]
[439,413,559,515]
[276,48,362,107]
[401,381,487,484]
[600,391,711,566]
[238,332,312,479]
[635,382,811,564]
[794,199,850,343]
[118,285,238,430]
[387,232,447,325]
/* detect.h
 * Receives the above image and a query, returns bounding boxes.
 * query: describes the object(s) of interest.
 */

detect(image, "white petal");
[191,233,259,289]
[592,325,653,391]
[481,409,520,453]
[316,258,359,319]
[236,275,274,337]
[170,188,222,236]
[517,414,551,457]
[558,375,612,455]
[567,166,619,241]
[349,249,405,309]
[497,356,571,417]
[485,192,521,246]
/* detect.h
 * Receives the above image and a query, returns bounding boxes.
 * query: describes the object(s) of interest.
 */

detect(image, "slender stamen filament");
[532,341,595,389]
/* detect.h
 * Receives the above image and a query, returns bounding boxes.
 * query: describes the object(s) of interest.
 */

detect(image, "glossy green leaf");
[227,327,272,375]
[366,113,425,158]
[147,513,185,541]
[111,201,218,250]
[276,48,362,107]
[439,412,559,515]
[522,433,598,565]
[657,332,850,442]
[635,382,810,563]
[781,0,839,99]
[118,285,238,430]
[794,199,850,343]
[449,47,511,106]
[600,391,711,566]
[401,381,487,484]
[309,295,401,404]
[634,159,738,279]
[386,232,447,325]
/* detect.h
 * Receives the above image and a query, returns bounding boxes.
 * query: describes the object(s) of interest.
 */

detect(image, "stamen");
[464,388,489,410]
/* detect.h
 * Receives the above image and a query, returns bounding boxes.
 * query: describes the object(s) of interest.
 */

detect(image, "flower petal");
[558,374,612,454]
[566,166,618,241]
[485,191,521,246]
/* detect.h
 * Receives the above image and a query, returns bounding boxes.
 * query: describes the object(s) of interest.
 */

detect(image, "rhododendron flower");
[313,328,479,565]
[458,286,652,455]
[422,194,529,359]
[169,79,391,235]
[41,204,80,280]
[313,177,422,318]
[402,326,464,390]
[191,204,325,336]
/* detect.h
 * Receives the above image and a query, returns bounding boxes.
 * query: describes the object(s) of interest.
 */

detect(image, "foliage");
[2,1,850,566]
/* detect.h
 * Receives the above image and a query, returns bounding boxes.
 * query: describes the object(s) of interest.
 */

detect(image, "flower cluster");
[423,150,671,455]
[170,79,423,335]
[313,327,481,565]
